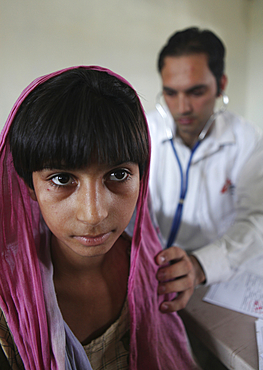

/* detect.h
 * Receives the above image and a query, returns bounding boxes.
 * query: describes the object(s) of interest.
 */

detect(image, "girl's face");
[28,162,140,260]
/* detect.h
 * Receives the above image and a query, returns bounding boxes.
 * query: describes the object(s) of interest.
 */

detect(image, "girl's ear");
[26,185,37,201]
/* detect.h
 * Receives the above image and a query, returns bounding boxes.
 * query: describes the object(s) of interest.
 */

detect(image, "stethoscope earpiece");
[222,92,229,106]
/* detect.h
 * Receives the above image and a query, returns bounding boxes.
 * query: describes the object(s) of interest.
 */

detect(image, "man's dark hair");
[9,68,149,188]
[158,27,226,94]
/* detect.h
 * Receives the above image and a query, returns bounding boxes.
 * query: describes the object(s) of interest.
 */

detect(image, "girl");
[0,66,196,369]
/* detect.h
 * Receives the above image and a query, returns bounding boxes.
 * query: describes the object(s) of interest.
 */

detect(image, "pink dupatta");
[0,66,196,369]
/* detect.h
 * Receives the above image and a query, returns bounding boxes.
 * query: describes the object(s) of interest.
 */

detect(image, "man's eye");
[163,90,177,97]
[51,174,73,186]
[191,88,206,96]
[109,170,129,182]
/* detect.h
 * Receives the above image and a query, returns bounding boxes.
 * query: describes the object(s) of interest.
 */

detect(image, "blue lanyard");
[166,139,200,248]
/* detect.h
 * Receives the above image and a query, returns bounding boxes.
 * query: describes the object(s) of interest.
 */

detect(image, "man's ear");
[27,185,37,201]
[219,74,228,95]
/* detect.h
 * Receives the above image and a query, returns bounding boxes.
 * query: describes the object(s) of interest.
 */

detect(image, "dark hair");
[158,27,225,94]
[9,68,149,188]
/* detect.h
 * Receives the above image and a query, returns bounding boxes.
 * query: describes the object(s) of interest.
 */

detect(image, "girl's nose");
[76,181,109,226]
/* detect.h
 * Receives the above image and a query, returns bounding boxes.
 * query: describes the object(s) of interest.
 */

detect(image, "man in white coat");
[151,27,263,312]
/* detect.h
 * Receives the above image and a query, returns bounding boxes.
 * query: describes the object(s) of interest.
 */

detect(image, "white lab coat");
[147,109,263,285]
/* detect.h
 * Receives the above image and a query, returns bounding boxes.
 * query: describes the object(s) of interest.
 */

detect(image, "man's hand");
[155,246,206,313]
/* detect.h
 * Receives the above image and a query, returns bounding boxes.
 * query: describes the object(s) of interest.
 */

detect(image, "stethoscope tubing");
[166,139,200,248]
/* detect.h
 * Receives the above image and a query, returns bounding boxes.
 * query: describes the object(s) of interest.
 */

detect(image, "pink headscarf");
[0,66,196,369]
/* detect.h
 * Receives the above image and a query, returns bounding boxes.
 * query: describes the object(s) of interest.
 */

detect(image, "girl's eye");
[109,169,129,182]
[51,173,73,186]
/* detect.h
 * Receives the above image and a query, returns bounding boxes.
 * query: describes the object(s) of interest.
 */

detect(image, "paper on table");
[204,270,263,318]
[203,254,263,367]
[256,319,263,370]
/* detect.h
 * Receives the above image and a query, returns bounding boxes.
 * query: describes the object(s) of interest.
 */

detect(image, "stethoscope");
[155,91,229,248]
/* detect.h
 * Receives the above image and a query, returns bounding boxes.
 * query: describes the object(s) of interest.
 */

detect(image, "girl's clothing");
[0,308,24,369]
[0,66,196,369]
[83,299,129,370]
[0,301,129,370]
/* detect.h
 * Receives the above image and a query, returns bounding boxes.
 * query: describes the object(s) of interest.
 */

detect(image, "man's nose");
[76,181,109,226]
[178,94,191,114]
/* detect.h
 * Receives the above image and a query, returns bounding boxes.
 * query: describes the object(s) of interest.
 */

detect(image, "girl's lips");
[73,232,112,247]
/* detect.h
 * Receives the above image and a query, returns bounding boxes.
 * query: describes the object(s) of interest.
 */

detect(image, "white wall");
[0,0,261,130]
[246,0,263,127]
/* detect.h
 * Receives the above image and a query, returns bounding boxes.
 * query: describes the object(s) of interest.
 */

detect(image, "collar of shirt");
[161,110,236,163]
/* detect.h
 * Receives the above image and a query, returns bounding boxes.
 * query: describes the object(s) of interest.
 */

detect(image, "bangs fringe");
[9,68,149,187]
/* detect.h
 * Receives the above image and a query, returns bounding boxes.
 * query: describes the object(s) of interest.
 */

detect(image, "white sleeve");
[193,142,263,285]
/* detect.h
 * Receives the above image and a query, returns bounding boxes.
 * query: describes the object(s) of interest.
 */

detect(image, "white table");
[179,286,258,370]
